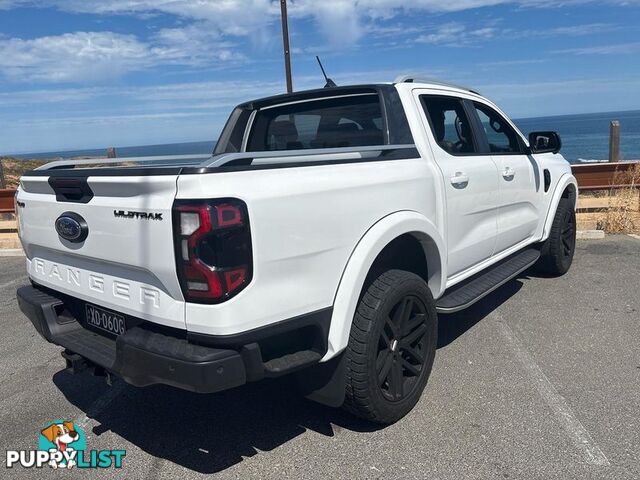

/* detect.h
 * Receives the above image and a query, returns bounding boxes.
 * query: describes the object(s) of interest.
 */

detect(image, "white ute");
[16,76,577,423]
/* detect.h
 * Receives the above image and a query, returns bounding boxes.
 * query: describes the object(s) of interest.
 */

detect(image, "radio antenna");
[316,56,337,88]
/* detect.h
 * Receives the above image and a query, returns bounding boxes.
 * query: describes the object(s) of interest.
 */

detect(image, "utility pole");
[280,0,293,93]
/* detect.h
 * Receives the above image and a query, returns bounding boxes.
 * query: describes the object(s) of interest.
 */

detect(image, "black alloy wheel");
[377,295,430,402]
[343,269,438,424]
[537,197,576,276]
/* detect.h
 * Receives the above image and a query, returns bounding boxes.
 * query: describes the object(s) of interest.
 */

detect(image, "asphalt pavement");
[0,235,638,479]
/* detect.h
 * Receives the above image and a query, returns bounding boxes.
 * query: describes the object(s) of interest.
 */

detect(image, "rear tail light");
[173,199,252,303]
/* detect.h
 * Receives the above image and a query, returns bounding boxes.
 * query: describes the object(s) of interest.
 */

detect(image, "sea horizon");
[4,108,640,164]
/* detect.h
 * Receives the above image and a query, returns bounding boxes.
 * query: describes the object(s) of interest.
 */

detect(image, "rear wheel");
[538,198,576,276]
[343,270,437,424]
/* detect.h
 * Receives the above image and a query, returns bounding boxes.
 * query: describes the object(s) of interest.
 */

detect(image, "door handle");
[450,172,469,188]
[502,167,516,180]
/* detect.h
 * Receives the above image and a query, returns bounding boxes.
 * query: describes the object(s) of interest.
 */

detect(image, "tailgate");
[17,173,185,330]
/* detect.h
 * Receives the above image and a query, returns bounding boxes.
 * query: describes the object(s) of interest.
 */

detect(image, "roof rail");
[394,75,481,95]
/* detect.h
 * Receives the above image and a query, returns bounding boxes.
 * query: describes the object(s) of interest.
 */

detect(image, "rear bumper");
[17,284,332,394]
[17,285,248,393]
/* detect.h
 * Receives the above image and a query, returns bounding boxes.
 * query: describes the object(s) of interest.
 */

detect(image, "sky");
[0,0,639,154]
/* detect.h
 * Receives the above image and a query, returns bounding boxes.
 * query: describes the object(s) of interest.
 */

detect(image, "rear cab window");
[247,94,385,152]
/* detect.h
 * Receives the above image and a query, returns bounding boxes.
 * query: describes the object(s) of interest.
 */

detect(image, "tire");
[343,270,437,424]
[537,198,576,276]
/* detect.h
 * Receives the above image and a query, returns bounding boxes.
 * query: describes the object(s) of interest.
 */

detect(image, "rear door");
[17,172,185,330]
[417,92,500,278]
[470,101,541,254]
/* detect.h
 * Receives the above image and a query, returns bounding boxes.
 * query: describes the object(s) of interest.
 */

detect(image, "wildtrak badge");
[113,210,163,220]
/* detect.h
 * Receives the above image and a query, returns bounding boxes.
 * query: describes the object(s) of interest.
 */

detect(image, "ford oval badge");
[55,212,88,243]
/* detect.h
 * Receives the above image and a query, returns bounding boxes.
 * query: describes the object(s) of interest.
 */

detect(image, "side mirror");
[528,131,562,154]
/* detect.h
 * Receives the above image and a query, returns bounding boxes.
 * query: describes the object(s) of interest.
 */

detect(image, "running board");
[436,248,540,314]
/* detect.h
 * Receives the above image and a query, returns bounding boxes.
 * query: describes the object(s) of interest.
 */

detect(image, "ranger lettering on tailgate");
[31,259,161,308]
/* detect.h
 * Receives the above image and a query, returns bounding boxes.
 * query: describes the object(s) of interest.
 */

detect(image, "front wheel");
[343,270,437,424]
[537,198,576,276]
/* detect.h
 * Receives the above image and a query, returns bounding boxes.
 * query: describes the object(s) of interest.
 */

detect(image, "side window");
[421,96,477,155]
[473,102,523,154]
[247,94,384,152]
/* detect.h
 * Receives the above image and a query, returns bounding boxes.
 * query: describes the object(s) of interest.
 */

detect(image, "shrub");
[604,163,640,234]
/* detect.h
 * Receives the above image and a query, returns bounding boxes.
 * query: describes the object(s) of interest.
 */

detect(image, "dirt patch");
[0,157,48,189]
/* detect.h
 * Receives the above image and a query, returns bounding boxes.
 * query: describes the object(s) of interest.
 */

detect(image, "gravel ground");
[1,235,638,479]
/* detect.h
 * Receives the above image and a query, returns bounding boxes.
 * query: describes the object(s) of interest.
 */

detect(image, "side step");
[436,248,540,313]
[263,350,322,377]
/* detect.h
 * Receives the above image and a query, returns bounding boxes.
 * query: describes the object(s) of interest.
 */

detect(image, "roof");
[237,76,481,111]
[393,75,481,95]
[237,84,387,110]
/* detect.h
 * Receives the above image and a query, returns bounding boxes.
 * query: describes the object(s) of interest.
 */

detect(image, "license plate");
[85,303,127,336]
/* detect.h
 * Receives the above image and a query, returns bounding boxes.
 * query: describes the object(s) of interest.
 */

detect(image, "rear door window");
[420,96,478,155]
[247,94,385,151]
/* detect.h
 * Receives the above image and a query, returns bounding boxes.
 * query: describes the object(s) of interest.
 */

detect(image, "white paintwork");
[16,79,576,363]
[326,211,445,360]
[411,88,500,277]
[176,156,438,336]
[470,99,541,254]
[36,154,211,171]
[541,172,578,239]
[18,175,186,329]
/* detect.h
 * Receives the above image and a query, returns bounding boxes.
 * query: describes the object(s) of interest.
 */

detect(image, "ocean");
[10,141,217,162]
[8,110,640,164]
[514,110,640,163]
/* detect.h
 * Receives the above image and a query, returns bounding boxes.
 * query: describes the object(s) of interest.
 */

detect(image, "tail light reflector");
[173,199,252,303]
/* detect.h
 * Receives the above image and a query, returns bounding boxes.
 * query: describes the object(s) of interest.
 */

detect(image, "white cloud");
[554,42,640,55]
[503,22,617,39]
[45,0,279,35]
[152,24,241,64]
[0,29,243,83]
[7,1,638,39]
[416,22,497,46]
[4,0,640,22]
[0,0,20,9]
[0,0,638,86]
[0,32,150,82]
[414,21,618,47]
[303,1,363,46]
[416,23,466,45]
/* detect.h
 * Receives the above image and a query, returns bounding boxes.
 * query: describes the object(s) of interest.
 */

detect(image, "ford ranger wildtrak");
[16,76,577,424]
